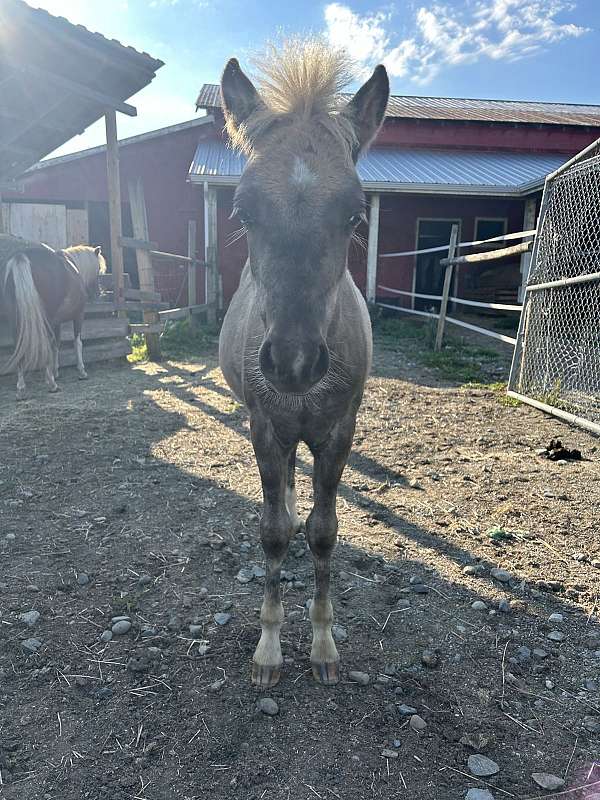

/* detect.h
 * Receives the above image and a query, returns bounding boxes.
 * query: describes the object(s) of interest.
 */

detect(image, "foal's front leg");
[307,415,355,685]
[251,416,294,688]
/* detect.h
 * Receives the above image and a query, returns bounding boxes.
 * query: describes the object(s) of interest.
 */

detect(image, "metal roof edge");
[189,172,524,197]
[27,115,215,173]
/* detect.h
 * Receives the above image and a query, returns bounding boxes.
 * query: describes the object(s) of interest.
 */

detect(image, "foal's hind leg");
[251,417,294,688]
[306,415,355,685]
[285,447,303,534]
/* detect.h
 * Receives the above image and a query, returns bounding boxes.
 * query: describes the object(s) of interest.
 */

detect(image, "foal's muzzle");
[259,335,329,394]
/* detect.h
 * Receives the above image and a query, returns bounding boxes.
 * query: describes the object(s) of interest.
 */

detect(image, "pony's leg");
[285,446,303,534]
[73,316,87,380]
[251,416,293,688]
[16,369,27,401]
[306,414,356,685]
[52,324,61,379]
[45,362,59,393]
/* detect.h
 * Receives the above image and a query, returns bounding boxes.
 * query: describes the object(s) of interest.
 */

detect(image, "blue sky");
[32,0,600,157]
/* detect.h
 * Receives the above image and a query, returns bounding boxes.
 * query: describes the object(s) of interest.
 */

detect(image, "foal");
[218,42,389,686]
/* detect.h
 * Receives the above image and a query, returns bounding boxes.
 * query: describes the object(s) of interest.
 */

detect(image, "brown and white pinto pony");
[1,240,106,400]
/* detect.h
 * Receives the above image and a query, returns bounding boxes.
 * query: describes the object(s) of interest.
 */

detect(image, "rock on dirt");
[213,612,232,626]
[111,620,132,635]
[381,748,399,758]
[257,698,279,716]
[22,638,42,654]
[466,790,496,800]
[332,624,348,643]
[19,610,40,627]
[398,704,418,715]
[490,568,511,583]
[532,773,565,790]
[468,754,500,777]
[349,670,370,686]
[421,649,439,668]
[471,601,488,611]
[410,714,427,732]
[547,630,566,642]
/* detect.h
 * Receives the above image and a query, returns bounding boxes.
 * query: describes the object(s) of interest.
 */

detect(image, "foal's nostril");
[311,343,330,383]
[258,339,276,379]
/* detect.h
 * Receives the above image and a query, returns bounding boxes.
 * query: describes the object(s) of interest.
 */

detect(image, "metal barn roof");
[0,0,163,182]
[188,140,567,196]
[195,83,600,128]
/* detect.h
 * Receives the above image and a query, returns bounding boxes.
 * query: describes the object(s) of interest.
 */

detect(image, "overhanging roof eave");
[188,172,530,196]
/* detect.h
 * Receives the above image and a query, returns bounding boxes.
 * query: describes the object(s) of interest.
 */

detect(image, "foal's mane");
[227,39,358,159]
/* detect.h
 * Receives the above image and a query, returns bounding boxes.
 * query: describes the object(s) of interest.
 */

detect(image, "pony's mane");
[227,39,358,159]
[64,245,107,290]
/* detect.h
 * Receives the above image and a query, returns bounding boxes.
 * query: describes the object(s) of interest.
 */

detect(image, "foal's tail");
[2,253,54,374]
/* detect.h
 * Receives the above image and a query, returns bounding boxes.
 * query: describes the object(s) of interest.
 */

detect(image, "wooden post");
[435,223,459,352]
[105,110,125,317]
[519,197,537,303]
[128,177,161,360]
[187,219,197,308]
[204,182,218,325]
[0,192,5,234]
[366,193,380,305]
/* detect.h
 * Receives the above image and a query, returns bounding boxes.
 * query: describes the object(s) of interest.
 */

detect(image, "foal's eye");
[231,207,254,227]
[348,213,365,229]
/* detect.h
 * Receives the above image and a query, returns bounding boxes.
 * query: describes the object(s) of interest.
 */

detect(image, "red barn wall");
[5,123,212,305]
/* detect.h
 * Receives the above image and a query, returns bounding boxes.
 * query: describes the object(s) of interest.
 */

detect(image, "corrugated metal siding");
[195,83,600,127]
[189,141,566,191]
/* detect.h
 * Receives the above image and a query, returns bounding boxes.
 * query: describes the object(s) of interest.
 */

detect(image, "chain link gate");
[508,137,600,434]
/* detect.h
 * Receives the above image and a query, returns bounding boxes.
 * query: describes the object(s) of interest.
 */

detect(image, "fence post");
[366,193,380,305]
[434,223,459,351]
[204,183,218,326]
[104,110,126,319]
[128,177,161,360]
[187,219,197,309]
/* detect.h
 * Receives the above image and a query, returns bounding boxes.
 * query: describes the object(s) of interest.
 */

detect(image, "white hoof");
[77,370,88,381]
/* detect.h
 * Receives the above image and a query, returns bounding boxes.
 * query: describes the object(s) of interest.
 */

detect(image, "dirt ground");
[0,325,599,800]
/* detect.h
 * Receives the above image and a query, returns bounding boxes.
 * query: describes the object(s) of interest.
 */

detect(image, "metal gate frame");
[507,136,600,435]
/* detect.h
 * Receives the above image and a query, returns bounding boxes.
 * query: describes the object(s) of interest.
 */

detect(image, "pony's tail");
[2,253,55,374]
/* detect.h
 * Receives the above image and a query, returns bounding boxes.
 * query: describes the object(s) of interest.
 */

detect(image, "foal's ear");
[344,65,389,160]
[94,246,102,256]
[221,58,263,132]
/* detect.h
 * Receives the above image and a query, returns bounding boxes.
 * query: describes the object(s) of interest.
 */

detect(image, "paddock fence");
[375,225,535,351]
[507,137,600,435]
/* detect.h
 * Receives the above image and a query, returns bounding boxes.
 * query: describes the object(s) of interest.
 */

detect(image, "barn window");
[475,217,507,247]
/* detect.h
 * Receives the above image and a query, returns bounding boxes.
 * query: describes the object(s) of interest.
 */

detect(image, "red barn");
[5,86,600,309]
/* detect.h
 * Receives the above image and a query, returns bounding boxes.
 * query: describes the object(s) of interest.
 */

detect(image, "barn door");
[414,219,460,310]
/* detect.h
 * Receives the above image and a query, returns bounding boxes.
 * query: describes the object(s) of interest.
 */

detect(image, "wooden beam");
[105,110,126,316]
[366,194,380,304]
[128,177,161,360]
[119,235,158,251]
[440,240,532,266]
[204,183,219,325]
[187,219,197,307]
[519,198,537,303]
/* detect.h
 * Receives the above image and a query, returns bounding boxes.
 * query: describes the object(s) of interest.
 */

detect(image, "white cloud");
[323,3,389,66]
[323,0,589,85]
